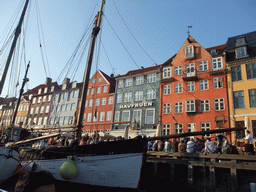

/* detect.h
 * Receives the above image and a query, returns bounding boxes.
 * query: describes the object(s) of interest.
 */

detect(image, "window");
[185,45,194,59]
[43,96,47,102]
[95,99,100,106]
[147,73,156,83]
[97,87,101,94]
[146,89,156,100]
[175,83,183,93]
[45,106,50,113]
[38,89,42,94]
[38,117,42,125]
[114,111,120,123]
[117,94,122,103]
[174,102,183,113]
[48,95,52,102]
[108,97,113,104]
[133,110,142,125]
[35,107,39,114]
[136,76,144,85]
[213,77,223,89]
[233,91,245,109]
[231,66,242,82]
[186,99,196,112]
[93,112,98,122]
[201,122,210,138]
[163,124,170,135]
[91,88,95,95]
[98,77,102,82]
[236,47,247,58]
[30,108,34,115]
[145,109,155,124]
[246,63,256,80]
[199,61,208,71]
[106,111,112,121]
[249,89,256,108]
[89,99,94,107]
[187,123,196,133]
[43,117,48,126]
[174,123,183,134]
[99,112,105,121]
[118,80,123,88]
[101,98,107,105]
[32,98,36,104]
[163,103,171,114]
[92,79,96,83]
[65,103,70,111]
[200,79,208,91]
[135,91,143,101]
[40,106,45,114]
[175,66,182,75]
[200,100,210,112]
[163,85,171,95]
[186,63,195,77]
[214,98,224,111]
[103,86,108,93]
[124,92,132,102]
[125,78,133,87]
[71,103,76,111]
[236,38,245,46]
[187,81,195,92]
[236,121,245,139]
[212,57,223,71]
[122,110,130,122]
[163,67,171,78]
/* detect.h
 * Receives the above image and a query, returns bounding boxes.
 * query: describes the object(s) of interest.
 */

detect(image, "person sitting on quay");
[170,139,178,153]
[79,137,87,145]
[222,136,231,154]
[158,140,164,151]
[186,138,195,153]
[244,130,253,144]
[194,138,205,153]
[203,138,216,155]
[216,135,224,154]
[178,140,186,152]
[164,139,171,152]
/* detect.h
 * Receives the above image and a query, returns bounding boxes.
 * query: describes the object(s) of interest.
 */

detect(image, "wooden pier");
[144,151,256,191]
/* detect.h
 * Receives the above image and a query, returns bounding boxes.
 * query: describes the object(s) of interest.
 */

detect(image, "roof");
[99,70,115,85]
[226,31,256,49]
[0,97,17,105]
[23,82,59,95]
[205,44,226,57]
[115,64,161,79]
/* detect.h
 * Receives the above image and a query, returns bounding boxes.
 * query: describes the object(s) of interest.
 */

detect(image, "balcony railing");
[182,70,198,81]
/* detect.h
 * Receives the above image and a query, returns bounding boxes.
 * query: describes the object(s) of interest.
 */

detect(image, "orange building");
[82,70,115,136]
[160,36,230,141]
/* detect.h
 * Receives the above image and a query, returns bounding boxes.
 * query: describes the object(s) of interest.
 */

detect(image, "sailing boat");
[14,0,147,189]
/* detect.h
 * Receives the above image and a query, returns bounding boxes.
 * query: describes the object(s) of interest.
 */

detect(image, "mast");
[11,62,30,126]
[76,0,105,140]
[0,0,30,95]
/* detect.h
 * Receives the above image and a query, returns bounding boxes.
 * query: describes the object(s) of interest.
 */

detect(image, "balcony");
[209,68,228,76]
[161,77,176,83]
[182,70,198,81]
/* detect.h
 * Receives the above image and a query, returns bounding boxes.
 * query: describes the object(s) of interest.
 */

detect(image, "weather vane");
[187,26,193,36]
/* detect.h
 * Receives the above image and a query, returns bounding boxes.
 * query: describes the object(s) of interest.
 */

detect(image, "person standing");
[164,140,171,152]
[245,130,253,144]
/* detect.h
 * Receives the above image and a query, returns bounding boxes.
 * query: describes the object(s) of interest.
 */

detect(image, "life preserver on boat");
[59,159,78,180]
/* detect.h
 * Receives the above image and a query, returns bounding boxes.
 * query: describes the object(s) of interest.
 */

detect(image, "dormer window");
[62,84,67,90]
[185,45,194,59]
[163,67,172,79]
[72,81,77,88]
[51,86,55,92]
[236,38,245,46]
[38,89,42,94]
[44,87,48,93]
[236,46,248,59]
[210,49,218,56]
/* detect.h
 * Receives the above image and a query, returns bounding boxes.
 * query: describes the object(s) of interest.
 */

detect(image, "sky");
[0,0,255,98]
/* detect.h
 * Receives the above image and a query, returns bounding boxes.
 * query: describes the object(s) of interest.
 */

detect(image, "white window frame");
[236,46,248,59]
[146,89,156,100]
[213,77,223,89]
[186,99,196,112]
[214,98,225,111]
[89,99,93,107]
[147,73,156,83]
[122,110,130,122]
[187,81,195,92]
[212,57,223,71]
[185,45,194,59]
[175,65,182,76]
[163,67,172,79]
[97,87,101,94]
[106,111,112,121]
[87,113,92,122]
[101,98,107,105]
[108,97,113,104]
[117,94,122,103]
[145,108,155,124]
[124,92,132,102]
[118,80,123,88]
[95,98,100,106]
[103,86,108,93]
[114,111,120,123]
[136,76,144,85]
[133,109,142,126]
[125,78,133,87]
[163,103,171,114]
[175,83,183,94]
[200,79,208,91]
[135,91,143,101]
[201,122,211,138]
[174,123,183,134]
[200,100,210,112]
[174,102,183,113]
[99,112,105,121]
[163,85,171,95]
[163,124,170,135]
[199,60,208,71]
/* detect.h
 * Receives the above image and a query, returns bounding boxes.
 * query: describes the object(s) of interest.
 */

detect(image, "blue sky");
[0,0,255,97]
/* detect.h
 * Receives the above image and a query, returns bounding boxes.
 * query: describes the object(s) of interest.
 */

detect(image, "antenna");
[187,26,193,36]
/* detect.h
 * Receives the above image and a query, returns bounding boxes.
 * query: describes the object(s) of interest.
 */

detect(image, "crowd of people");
[148,135,232,154]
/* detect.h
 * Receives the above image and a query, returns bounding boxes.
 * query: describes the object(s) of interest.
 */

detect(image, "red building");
[160,36,230,140]
[82,70,115,136]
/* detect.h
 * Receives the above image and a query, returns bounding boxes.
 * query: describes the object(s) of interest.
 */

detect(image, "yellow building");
[226,31,256,146]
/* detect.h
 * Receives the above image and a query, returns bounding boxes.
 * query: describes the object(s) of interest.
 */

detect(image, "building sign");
[119,102,153,109]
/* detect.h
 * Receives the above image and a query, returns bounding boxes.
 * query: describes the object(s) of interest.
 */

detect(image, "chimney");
[45,77,52,85]
[153,63,157,66]
[63,78,70,84]
[110,73,114,78]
